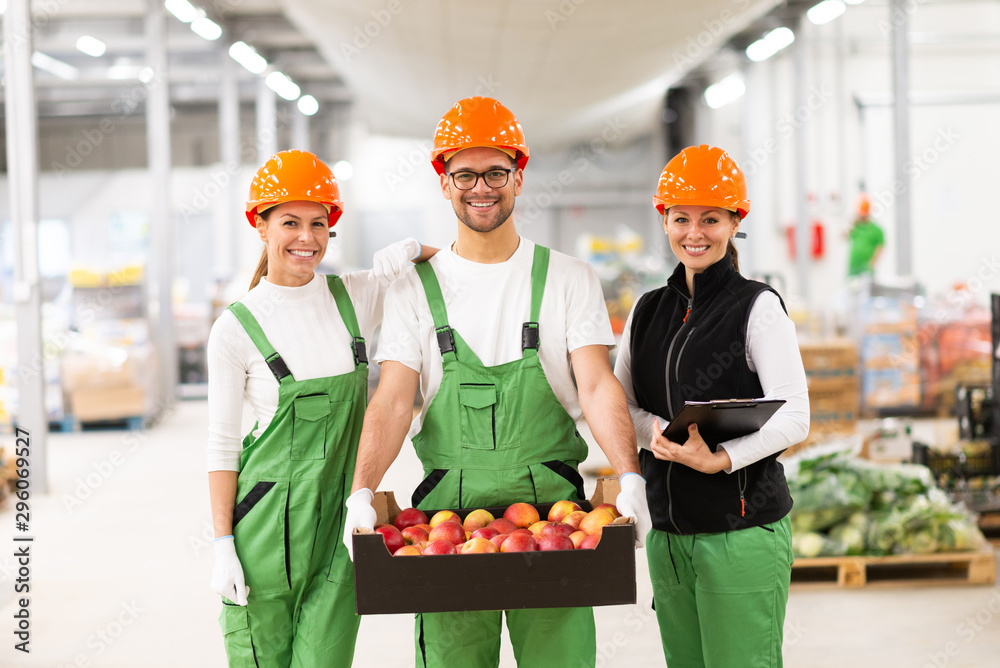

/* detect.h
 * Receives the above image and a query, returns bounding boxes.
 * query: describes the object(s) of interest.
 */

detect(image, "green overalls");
[410,245,597,668]
[218,276,366,668]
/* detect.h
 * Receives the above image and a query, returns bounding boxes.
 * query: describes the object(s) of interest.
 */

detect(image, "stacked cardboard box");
[860,297,921,412]
[798,338,860,445]
[61,346,154,423]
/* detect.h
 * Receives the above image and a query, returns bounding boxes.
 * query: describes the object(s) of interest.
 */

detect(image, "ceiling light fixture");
[31,51,80,80]
[228,41,268,75]
[191,15,222,40]
[745,27,796,62]
[704,73,746,109]
[807,0,847,25]
[76,35,107,57]
[164,0,199,23]
[265,71,300,101]
[297,95,319,116]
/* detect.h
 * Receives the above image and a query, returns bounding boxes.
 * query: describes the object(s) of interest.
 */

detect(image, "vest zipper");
[663,292,694,535]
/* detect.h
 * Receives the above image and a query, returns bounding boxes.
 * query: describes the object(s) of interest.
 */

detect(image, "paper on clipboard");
[661,398,786,445]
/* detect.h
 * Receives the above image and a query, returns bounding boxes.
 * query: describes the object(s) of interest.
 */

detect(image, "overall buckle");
[436,327,456,354]
[521,322,540,351]
[352,337,368,365]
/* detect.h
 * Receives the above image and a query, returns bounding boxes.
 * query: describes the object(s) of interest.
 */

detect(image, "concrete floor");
[0,398,998,667]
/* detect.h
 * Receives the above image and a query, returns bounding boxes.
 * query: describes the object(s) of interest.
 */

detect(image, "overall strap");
[227,302,295,385]
[326,275,368,367]
[414,261,457,359]
[522,244,550,358]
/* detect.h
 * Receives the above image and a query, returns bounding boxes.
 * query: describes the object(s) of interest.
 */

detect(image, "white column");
[891,0,913,277]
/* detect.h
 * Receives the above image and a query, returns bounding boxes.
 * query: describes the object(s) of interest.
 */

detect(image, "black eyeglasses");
[446,168,515,190]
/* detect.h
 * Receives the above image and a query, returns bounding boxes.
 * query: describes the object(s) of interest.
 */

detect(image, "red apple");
[503,502,540,529]
[500,533,538,553]
[462,508,495,533]
[528,520,551,536]
[412,523,433,535]
[423,540,457,555]
[394,507,429,532]
[579,533,601,550]
[537,534,575,551]
[374,525,405,554]
[547,499,583,523]
[562,510,588,530]
[428,521,466,546]
[580,508,616,536]
[393,545,422,556]
[509,528,533,537]
[568,530,588,549]
[460,537,499,554]
[401,525,429,545]
[594,503,621,519]
[429,510,461,528]
[488,518,518,535]
[541,522,575,538]
[489,534,508,550]
[471,526,500,541]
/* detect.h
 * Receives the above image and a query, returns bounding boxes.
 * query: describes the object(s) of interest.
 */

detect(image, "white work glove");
[343,488,377,561]
[616,472,652,549]
[210,535,249,606]
[369,238,421,287]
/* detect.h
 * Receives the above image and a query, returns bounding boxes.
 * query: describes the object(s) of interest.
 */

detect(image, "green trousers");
[647,517,793,668]
[415,607,596,668]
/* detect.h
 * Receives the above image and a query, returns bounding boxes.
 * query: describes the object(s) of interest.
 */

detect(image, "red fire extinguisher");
[786,221,824,259]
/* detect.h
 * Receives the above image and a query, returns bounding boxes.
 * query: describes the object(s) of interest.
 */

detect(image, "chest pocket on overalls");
[460,384,497,450]
[291,394,330,460]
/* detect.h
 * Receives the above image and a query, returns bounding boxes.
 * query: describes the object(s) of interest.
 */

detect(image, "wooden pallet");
[791,547,996,589]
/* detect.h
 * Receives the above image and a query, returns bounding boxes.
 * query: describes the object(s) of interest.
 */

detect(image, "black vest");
[630,256,794,534]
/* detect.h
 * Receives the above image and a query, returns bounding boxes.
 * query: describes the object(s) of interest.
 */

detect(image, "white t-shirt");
[206,271,384,472]
[613,290,810,472]
[375,238,615,431]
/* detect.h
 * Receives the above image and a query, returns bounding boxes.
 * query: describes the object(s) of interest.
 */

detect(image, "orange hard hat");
[857,193,871,217]
[653,144,750,219]
[245,149,343,227]
[430,97,529,175]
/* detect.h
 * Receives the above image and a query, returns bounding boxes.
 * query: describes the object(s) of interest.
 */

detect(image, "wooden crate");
[799,339,858,372]
[790,547,996,589]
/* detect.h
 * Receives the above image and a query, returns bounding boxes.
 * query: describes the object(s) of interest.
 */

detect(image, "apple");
[412,523,433,535]
[500,533,538,553]
[489,534,508,550]
[504,502,541,529]
[374,525,405,554]
[460,537,499,554]
[393,507,429,532]
[579,533,601,550]
[547,499,582,523]
[428,521,466,546]
[568,530,588,549]
[423,540,457,555]
[594,503,621,519]
[580,508,616,536]
[401,525,429,545]
[462,508,495,533]
[429,510,462,528]
[537,534,575,551]
[528,521,552,536]
[562,510,588,530]
[509,528,534,538]
[541,522,575,538]
[393,545,422,556]
[488,518,518,535]
[471,526,501,541]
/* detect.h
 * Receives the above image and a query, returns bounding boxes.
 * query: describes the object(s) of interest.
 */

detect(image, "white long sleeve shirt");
[206,271,384,472]
[613,290,810,472]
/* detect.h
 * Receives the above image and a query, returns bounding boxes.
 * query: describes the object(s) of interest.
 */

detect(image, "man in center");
[343,96,651,667]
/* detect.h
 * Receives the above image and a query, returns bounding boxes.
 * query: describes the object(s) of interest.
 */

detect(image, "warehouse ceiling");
[6,0,789,150]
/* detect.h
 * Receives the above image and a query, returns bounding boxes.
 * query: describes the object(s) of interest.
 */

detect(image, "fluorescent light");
[297,95,319,116]
[76,35,106,57]
[333,161,353,181]
[31,51,79,80]
[107,64,143,80]
[704,73,745,109]
[165,0,199,23]
[191,16,221,41]
[139,67,155,83]
[265,71,300,101]
[746,27,796,62]
[807,0,847,25]
[229,41,268,75]
[844,0,865,4]
[0,0,7,14]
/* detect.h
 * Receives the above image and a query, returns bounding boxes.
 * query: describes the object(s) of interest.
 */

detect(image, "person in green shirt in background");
[847,193,884,277]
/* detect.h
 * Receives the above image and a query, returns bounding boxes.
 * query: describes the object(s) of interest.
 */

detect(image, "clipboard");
[661,399,786,444]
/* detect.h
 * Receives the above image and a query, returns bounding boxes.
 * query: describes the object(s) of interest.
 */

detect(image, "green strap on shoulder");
[522,244,550,358]
[228,301,295,385]
[326,275,367,367]
[414,261,457,358]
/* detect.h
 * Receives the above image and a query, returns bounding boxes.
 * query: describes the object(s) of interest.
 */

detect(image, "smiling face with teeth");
[441,147,522,236]
[665,205,740,293]
[256,200,330,287]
